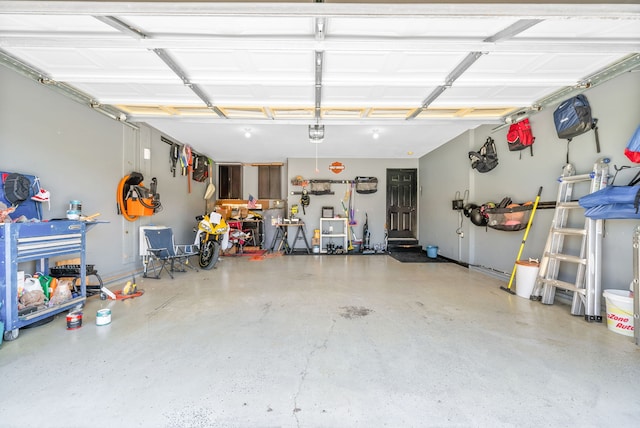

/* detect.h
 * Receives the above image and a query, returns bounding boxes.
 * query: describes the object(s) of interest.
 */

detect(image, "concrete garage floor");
[1,255,639,427]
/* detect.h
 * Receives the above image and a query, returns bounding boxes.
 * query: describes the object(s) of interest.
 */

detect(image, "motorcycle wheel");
[199,239,220,270]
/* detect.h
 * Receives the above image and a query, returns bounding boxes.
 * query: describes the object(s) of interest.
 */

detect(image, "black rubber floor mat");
[388,251,450,263]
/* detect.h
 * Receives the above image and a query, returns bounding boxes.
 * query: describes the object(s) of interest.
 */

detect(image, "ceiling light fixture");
[309,123,324,143]
[244,128,252,138]
[372,129,380,139]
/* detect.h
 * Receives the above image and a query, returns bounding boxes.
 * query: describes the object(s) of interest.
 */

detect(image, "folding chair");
[143,227,198,279]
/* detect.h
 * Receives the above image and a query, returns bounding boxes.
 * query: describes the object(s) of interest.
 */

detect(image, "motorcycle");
[194,211,229,269]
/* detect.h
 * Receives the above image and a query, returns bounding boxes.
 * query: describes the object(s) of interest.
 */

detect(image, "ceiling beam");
[2,35,638,54]
[93,15,146,39]
[152,48,227,119]
[90,15,228,119]
[408,51,484,119]
[408,18,548,120]
[1,1,639,19]
[314,50,323,120]
[483,19,543,43]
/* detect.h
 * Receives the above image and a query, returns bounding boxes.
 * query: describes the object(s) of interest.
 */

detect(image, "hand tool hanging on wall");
[180,145,193,193]
[170,143,180,177]
[204,160,215,200]
[300,188,310,214]
[341,200,354,251]
[350,181,357,225]
[500,187,543,294]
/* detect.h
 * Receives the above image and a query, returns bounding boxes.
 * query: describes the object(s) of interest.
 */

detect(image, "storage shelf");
[319,218,348,254]
[1,221,88,341]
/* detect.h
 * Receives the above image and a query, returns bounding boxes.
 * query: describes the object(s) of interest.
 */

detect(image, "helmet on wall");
[470,206,488,226]
[463,203,478,218]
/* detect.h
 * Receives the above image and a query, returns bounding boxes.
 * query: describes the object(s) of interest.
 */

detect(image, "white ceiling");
[1,1,639,162]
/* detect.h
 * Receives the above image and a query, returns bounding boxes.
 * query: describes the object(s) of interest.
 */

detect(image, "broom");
[501,187,543,295]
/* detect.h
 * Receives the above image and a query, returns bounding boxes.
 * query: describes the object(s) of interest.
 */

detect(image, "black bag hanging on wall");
[192,155,209,182]
[354,176,378,194]
[469,137,498,173]
[3,172,31,206]
[553,94,600,163]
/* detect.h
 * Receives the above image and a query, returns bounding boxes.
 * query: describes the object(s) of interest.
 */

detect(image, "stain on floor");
[339,306,373,319]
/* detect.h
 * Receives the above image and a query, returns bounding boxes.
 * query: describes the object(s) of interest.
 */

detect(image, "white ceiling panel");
[323,85,431,106]
[120,15,313,36]
[5,47,176,81]
[72,82,201,105]
[457,52,627,85]
[436,85,559,107]
[198,84,314,105]
[327,17,517,38]
[514,19,640,39]
[0,13,119,32]
[169,50,314,78]
[1,1,638,162]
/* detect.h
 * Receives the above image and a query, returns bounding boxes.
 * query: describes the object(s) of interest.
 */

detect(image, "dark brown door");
[386,168,417,239]
[218,164,242,199]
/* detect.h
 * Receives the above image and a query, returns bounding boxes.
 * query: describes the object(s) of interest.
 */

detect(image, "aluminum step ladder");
[633,226,640,346]
[532,158,609,322]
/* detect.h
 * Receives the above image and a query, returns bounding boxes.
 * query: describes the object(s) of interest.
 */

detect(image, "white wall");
[419,70,640,291]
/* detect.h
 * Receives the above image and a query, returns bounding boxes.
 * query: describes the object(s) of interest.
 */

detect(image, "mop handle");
[507,187,543,289]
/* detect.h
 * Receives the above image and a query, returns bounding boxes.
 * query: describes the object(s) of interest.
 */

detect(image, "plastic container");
[603,289,634,336]
[515,260,540,299]
[66,210,80,220]
[66,311,83,330]
[96,309,112,326]
[69,200,82,213]
[426,246,438,258]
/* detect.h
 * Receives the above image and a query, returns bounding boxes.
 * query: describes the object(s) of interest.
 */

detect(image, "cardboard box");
[215,205,231,219]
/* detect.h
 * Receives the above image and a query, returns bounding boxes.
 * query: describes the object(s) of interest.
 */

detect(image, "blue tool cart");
[1,221,88,341]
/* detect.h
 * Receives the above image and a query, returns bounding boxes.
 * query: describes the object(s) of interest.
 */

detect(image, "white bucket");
[515,260,539,299]
[603,289,634,337]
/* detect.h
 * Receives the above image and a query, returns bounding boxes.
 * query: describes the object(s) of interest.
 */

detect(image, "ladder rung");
[539,278,586,294]
[561,173,593,183]
[556,201,581,209]
[544,252,586,264]
[552,227,587,236]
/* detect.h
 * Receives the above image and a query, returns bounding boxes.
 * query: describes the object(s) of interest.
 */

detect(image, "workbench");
[269,222,311,254]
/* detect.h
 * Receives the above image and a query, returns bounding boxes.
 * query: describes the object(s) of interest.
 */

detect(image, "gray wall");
[419,70,640,291]
[286,158,418,246]
[3,61,638,291]
[0,66,209,283]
